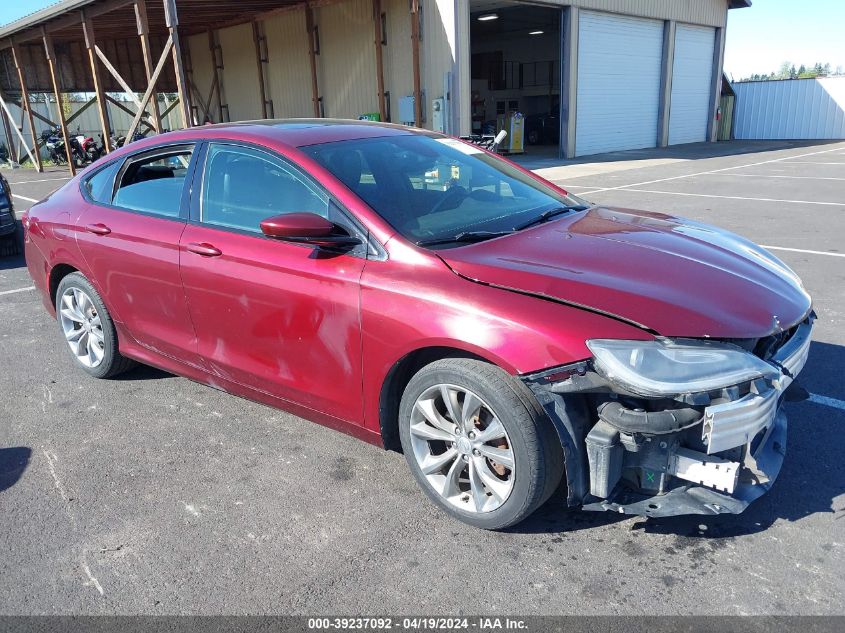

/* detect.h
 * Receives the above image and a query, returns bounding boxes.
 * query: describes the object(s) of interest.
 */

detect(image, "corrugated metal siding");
[263,9,314,118]
[188,33,215,122]
[576,11,663,156]
[384,0,414,123]
[733,77,845,140]
[316,0,378,119]
[219,23,262,122]
[422,0,455,126]
[668,24,715,145]
[488,0,728,28]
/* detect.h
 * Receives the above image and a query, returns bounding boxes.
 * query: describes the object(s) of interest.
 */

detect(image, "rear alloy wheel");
[399,358,563,530]
[56,272,135,378]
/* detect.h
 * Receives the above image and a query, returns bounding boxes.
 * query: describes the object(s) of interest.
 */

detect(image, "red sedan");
[24,120,813,529]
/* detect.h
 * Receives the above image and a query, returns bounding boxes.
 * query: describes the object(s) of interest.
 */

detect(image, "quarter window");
[84,161,120,204]
[113,149,193,217]
[201,143,328,232]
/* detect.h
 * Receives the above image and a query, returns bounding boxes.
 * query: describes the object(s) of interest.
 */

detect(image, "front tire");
[55,272,136,378]
[398,358,564,530]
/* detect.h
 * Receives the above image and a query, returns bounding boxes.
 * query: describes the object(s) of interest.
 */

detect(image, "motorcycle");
[100,129,148,154]
[74,127,100,163]
[41,128,67,165]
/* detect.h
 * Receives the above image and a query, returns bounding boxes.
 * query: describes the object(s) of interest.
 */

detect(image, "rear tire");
[55,272,136,379]
[398,358,564,530]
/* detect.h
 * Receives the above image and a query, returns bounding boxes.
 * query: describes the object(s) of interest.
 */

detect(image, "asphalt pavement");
[0,141,843,615]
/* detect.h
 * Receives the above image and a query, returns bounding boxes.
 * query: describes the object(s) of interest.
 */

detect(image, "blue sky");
[0,1,58,27]
[1,0,843,81]
[724,0,845,79]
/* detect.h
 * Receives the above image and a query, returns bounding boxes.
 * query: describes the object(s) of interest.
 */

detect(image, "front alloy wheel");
[399,358,564,530]
[409,384,515,513]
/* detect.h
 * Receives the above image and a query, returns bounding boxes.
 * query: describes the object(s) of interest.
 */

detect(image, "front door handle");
[186,242,222,257]
[85,223,111,235]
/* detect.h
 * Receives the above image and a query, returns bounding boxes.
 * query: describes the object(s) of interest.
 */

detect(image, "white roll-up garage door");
[668,24,716,145]
[576,11,663,156]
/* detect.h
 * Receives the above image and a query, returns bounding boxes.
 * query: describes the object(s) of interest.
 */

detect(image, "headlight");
[586,338,779,397]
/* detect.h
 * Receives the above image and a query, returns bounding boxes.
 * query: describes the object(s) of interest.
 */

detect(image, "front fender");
[360,247,651,435]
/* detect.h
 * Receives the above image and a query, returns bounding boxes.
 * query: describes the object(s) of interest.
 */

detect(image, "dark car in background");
[0,172,19,255]
[524,109,560,146]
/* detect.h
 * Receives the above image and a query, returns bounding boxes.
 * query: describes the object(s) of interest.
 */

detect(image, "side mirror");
[259,212,361,248]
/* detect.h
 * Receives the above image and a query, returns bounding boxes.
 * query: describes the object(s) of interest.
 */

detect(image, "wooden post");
[207,30,224,122]
[163,0,192,129]
[305,5,321,118]
[81,11,113,154]
[135,0,162,133]
[125,36,173,140]
[0,99,16,163]
[10,42,42,171]
[0,89,39,169]
[372,0,387,122]
[410,0,422,127]
[252,21,268,119]
[42,28,75,175]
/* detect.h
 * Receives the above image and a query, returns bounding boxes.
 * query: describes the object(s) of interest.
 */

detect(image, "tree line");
[737,62,845,82]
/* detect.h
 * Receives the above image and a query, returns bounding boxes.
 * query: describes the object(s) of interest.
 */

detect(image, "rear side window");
[84,161,120,204]
[113,148,193,217]
[201,143,328,232]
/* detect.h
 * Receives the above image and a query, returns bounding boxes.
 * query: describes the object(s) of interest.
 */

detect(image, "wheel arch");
[378,345,498,452]
[49,263,80,307]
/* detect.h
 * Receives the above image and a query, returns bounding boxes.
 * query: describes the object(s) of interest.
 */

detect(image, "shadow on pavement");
[513,139,844,171]
[0,447,32,493]
[513,341,845,538]
[0,222,23,266]
[113,364,174,381]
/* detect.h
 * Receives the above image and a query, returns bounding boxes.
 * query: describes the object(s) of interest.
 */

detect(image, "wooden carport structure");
[0,0,425,176]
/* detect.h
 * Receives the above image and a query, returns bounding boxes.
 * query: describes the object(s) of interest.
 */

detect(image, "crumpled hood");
[439,207,812,338]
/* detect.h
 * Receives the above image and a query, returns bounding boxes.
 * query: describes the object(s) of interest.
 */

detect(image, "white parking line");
[576,146,845,195]
[704,173,845,182]
[780,161,845,165]
[0,286,34,296]
[761,245,845,259]
[604,188,844,207]
[12,193,38,203]
[8,176,70,185]
[808,393,845,411]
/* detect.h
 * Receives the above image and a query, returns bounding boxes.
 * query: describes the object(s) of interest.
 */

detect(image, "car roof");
[151,118,435,149]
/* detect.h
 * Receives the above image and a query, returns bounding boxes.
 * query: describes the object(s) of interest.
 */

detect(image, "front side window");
[201,143,328,232]
[302,134,588,246]
[113,148,193,217]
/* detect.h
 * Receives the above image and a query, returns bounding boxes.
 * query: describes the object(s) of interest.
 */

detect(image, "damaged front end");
[524,314,814,517]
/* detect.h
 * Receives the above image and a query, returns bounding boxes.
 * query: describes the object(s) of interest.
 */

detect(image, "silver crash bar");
[702,318,812,454]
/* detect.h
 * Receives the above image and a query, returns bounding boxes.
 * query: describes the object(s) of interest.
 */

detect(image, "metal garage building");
[0,0,750,175]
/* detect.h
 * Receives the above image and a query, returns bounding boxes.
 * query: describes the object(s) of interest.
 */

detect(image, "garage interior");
[470,2,561,156]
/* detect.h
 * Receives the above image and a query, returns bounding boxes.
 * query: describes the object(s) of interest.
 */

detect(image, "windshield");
[301,135,589,247]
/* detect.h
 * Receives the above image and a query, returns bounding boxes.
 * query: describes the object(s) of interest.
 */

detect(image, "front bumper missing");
[582,408,786,517]
[527,316,812,518]
[702,318,811,455]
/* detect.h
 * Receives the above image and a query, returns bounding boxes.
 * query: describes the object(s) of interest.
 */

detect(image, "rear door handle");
[85,223,111,235]
[186,242,222,257]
